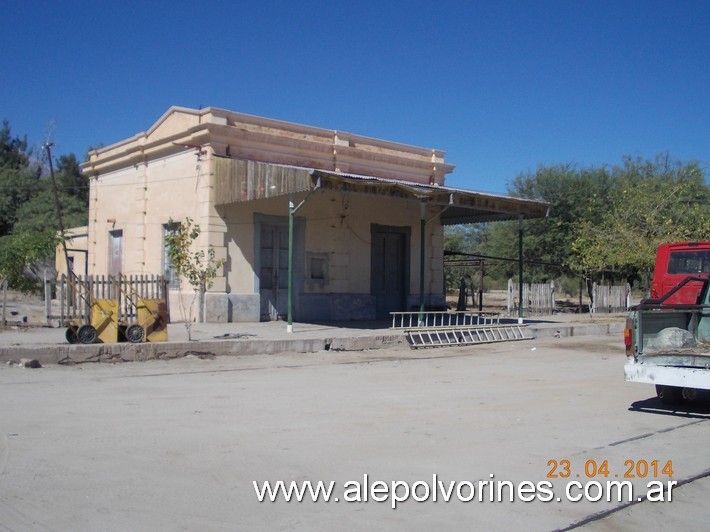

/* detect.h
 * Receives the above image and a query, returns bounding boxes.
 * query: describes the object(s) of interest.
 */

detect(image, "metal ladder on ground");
[405,324,532,348]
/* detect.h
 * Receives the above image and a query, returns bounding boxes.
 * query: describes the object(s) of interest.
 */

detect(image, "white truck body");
[624,361,710,389]
[624,278,710,403]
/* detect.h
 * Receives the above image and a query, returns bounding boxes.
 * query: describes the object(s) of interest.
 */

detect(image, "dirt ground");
[0,290,48,326]
[1,334,708,531]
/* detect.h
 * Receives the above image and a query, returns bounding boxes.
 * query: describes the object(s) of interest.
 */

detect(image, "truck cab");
[651,241,710,304]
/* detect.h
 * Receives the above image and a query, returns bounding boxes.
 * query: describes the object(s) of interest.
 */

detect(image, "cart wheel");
[126,324,145,343]
[65,327,78,344]
[77,324,98,344]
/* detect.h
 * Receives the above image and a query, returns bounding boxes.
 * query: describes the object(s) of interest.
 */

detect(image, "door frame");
[108,229,123,278]
[254,213,305,321]
[370,224,411,319]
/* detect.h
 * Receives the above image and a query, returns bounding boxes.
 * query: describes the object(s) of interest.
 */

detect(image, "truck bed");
[625,303,710,390]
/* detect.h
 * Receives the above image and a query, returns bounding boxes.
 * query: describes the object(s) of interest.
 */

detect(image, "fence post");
[507,278,514,315]
[44,270,51,326]
[59,275,66,323]
[1,279,7,327]
[626,283,632,309]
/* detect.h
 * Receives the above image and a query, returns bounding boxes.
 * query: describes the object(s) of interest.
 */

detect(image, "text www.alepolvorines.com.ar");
[253,474,677,509]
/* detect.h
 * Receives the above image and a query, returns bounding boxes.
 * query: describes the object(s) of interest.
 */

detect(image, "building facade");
[78,107,547,323]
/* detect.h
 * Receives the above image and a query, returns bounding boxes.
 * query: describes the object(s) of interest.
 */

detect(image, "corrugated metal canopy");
[213,157,549,224]
[311,170,550,224]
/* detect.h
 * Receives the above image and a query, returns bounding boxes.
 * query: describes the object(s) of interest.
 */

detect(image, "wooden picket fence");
[507,279,556,316]
[507,278,631,316]
[591,282,631,313]
[55,274,168,323]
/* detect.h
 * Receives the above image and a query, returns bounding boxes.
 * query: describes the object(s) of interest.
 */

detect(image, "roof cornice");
[81,106,455,184]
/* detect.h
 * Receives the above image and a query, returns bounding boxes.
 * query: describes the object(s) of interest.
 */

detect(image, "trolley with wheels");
[58,274,168,344]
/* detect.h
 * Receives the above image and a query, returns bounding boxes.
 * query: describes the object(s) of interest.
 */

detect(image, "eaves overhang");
[310,169,550,224]
[213,158,549,223]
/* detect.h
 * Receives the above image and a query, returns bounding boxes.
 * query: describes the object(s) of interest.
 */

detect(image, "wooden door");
[259,224,289,320]
[372,227,408,319]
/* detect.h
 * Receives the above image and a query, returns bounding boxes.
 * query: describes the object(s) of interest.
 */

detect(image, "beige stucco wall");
[55,226,89,278]
[217,189,444,300]
[87,151,224,282]
[296,191,444,297]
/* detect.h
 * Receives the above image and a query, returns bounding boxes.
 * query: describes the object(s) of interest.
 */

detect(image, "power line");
[444,250,566,269]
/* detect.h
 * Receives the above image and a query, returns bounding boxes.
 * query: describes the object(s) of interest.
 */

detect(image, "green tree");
[485,164,614,282]
[56,153,89,206]
[444,224,487,254]
[0,120,40,236]
[0,168,40,236]
[0,121,88,295]
[164,217,225,336]
[570,155,710,283]
[443,224,488,293]
[0,119,31,169]
[0,231,57,292]
[12,189,88,234]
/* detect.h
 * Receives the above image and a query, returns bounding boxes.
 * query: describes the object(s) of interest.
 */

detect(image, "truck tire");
[655,385,685,406]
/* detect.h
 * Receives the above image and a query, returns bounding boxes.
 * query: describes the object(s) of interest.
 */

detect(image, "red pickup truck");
[651,241,710,304]
[625,241,710,405]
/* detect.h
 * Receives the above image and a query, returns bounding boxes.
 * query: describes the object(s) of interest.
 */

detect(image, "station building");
[74,107,548,322]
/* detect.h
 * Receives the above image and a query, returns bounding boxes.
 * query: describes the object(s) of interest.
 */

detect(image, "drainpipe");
[518,215,524,324]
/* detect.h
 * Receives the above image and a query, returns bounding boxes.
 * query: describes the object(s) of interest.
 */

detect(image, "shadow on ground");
[629,394,710,420]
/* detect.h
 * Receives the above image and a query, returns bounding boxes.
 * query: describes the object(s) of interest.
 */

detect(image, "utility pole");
[286,176,321,333]
[419,202,426,321]
[518,215,524,324]
[45,143,73,278]
[287,194,295,333]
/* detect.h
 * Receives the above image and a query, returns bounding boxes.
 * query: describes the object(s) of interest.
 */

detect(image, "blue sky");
[2,0,709,193]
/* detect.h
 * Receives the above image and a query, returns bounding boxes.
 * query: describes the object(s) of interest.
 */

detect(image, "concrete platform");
[0,314,626,365]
